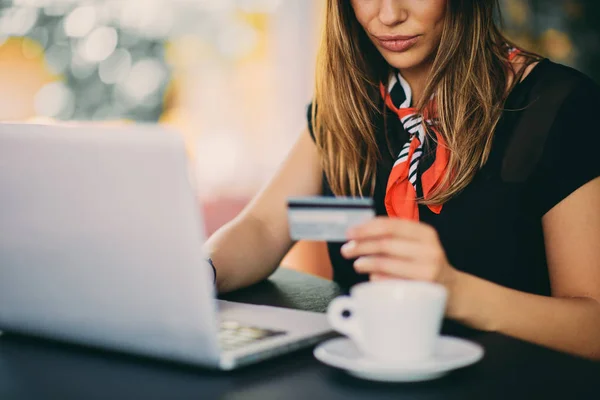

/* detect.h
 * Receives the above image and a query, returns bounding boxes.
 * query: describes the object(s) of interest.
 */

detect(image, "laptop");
[0,123,333,370]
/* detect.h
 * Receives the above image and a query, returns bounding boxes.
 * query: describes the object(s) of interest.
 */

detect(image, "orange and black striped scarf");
[380,47,521,221]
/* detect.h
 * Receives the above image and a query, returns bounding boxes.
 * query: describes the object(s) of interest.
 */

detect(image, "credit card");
[287,196,375,242]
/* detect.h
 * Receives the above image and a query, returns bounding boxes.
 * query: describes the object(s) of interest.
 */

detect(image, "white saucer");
[313,336,484,383]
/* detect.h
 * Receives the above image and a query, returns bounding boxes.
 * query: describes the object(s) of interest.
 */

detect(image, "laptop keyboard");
[219,320,286,352]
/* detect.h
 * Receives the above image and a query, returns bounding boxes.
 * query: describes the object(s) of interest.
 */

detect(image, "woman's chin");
[380,49,433,72]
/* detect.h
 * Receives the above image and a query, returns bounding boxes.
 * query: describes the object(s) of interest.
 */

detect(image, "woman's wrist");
[446,269,499,332]
[444,267,465,320]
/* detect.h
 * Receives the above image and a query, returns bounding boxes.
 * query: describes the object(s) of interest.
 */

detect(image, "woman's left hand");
[341,217,460,296]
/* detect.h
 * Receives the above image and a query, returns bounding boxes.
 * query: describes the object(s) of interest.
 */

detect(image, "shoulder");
[540,59,595,83]
[498,60,600,217]
[500,60,600,185]
[541,62,600,130]
[527,62,600,215]
[532,59,600,104]
[541,62,600,156]
[513,59,600,130]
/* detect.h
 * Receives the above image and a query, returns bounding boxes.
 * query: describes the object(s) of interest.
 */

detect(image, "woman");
[206,0,600,360]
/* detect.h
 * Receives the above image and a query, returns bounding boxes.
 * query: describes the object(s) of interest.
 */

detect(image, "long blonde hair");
[313,0,540,203]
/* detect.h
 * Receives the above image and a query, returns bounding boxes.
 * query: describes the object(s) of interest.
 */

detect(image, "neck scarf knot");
[381,47,521,221]
[380,72,448,221]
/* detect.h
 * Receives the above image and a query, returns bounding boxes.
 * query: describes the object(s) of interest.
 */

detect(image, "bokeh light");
[119,58,167,102]
[64,5,97,38]
[34,81,73,118]
[79,26,118,63]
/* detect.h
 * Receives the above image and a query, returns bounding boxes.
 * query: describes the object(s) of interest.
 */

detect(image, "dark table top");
[1,268,599,400]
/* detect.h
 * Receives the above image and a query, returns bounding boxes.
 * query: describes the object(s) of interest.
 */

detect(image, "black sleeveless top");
[307,59,600,294]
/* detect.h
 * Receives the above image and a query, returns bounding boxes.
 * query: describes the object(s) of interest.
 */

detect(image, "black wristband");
[207,258,216,284]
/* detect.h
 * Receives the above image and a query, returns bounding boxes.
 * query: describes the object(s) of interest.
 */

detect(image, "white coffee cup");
[327,280,447,364]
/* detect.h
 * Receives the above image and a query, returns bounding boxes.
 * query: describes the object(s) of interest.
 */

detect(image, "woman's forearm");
[205,213,292,294]
[449,271,600,360]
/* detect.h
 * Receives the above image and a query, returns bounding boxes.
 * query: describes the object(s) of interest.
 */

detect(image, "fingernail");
[341,241,356,255]
[354,257,365,269]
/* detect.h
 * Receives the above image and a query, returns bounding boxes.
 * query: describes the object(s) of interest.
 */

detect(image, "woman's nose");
[378,0,409,27]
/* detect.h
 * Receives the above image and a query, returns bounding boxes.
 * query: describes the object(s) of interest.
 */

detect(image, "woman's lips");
[375,35,420,53]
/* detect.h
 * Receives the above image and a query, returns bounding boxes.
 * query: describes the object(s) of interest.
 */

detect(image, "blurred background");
[1,0,598,279]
